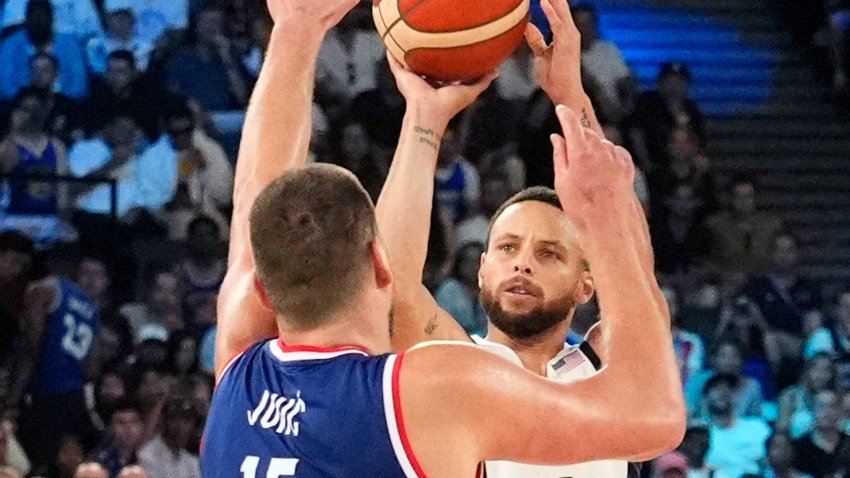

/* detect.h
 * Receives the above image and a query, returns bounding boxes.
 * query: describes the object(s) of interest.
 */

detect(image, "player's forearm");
[376,107,446,290]
[579,201,683,418]
[230,24,322,225]
[550,91,603,136]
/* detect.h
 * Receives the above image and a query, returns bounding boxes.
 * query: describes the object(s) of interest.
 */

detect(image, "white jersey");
[471,336,637,478]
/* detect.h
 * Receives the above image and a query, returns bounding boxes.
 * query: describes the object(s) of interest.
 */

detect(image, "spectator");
[651,183,711,276]
[435,242,488,337]
[50,435,85,478]
[649,126,716,213]
[705,176,783,275]
[0,0,103,41]
[177,216,224,334]
[495,44,538,105]
[349,60,406,157]
[92,370,127,433]
[0,424,30,477]
[435,124,481,225]
[677,422,713,478]
[663,285,705,385]
[74,462,108,478]
[653,451,689,478]
[331,120,386,202]
[119,264,183,344]
[316,4,385,108]
[792,390,850,478]
[165,331,199,378]
[702,373,771,478]
[0,87,73,245]
[86,8,154,75]
[0,231,34,370]
[137,395,200,478]
[117,465,148,478]
[573,4,634,120]
[89,400,143,478]
[166,6,251,113]
[103,0,189,45]
[627,62,704,171]
[685,339,764,419]
[764,431,813,478]
[777,353,837,438]
[712,295,776,393]
[745,233,821,345]
[805,287,850,391]
[454,172,512,249]
[83,51,161,140]
[28,52,80,144]
[0,0,88,101]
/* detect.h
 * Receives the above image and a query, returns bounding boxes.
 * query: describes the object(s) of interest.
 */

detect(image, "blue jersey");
[6,142,59,215]
[202,339,424,478]
[34,279,99,394]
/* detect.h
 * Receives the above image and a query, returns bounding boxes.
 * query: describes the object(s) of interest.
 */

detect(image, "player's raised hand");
[550,105,635,228]
[267,0,359,31]
[387,52,497,129]
[525,0,583,105]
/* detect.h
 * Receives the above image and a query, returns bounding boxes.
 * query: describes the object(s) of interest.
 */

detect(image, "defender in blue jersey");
[10,275,99,471]
[205,1,685,476]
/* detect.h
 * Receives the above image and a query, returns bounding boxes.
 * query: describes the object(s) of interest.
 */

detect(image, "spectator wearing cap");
[0,0,88,101]
[653,451,689,478]
[86,8,154,75]
[138,394,200,478]
[702,373,771,478]
[626,62,704,172]
[1,0,103,42]
[572,4,635,120]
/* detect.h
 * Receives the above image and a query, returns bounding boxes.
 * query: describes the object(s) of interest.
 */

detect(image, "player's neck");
[487,325,568,376]
[276,300,392,356]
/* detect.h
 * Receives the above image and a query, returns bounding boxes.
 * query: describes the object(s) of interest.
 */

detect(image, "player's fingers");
[550,133,568,171]
[540,0,564,35]
[554,104,587,158]
[552,0,576,30]
[386,51,405,74]
[524,23,548,56]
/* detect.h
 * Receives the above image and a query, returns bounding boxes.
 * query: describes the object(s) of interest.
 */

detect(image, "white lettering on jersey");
[247,390,306,436]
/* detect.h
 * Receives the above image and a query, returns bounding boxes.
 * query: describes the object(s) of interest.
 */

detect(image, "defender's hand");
[267,0,359,31]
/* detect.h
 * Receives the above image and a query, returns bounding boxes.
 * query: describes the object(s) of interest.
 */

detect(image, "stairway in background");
[591,0,850,285]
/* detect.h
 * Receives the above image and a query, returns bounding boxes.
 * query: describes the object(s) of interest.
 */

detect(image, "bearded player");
[374,0,665,477]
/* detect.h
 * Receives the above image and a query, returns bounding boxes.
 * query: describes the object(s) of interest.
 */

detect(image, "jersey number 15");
[241,456,299,478]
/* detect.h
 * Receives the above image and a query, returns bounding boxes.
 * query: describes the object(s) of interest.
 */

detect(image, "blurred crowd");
[0,1,849,478]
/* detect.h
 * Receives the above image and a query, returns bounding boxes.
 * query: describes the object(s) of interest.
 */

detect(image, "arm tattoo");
[414,125,439,151]
[580,108,592,129]
[424,314,438,335]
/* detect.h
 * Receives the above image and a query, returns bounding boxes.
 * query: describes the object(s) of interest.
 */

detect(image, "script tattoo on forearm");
[414,126,439,151]
[580,108,592,129]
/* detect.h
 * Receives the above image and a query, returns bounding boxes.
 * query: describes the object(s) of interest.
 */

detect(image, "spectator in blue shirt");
[0,0,88,101]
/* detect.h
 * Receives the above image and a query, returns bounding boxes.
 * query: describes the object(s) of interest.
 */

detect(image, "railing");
[0,172,119,222]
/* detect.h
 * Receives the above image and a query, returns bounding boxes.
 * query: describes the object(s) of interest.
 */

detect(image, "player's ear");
[478,251,487,289]
[574,267,595,305]
[369,237,393,289]
[253,274,274,310]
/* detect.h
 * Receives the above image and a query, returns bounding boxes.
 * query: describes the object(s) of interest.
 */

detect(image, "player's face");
[479,201,592,340]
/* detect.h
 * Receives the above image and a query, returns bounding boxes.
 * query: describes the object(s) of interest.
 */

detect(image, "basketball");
[373,0,531,82]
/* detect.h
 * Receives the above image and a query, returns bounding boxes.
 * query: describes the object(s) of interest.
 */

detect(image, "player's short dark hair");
[250,164,378,328]
[486,186,562,250]
[0,231,34,255]
[703,372,739,395]
[107,50,137,69]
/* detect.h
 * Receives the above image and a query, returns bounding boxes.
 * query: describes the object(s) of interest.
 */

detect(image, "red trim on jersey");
[277,337,370,354]
[476,463,487,478]
[391,353,428,478]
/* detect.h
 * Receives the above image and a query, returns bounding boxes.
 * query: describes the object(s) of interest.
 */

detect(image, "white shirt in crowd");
[316,29,385,102]
[1,0,103,40]
[581,40,632,105]
[104,0,189,43]
[138,435,201,478]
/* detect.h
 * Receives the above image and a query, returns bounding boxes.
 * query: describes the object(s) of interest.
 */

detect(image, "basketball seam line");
[379,4,409,56]
[380,0,430,43]
[404,19,527,54]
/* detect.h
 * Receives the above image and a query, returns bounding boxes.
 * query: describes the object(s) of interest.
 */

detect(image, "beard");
[480,287,576,341]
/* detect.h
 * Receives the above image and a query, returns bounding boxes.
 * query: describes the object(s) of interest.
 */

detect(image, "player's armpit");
[390,285,471,351]
[399,344,685,475]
